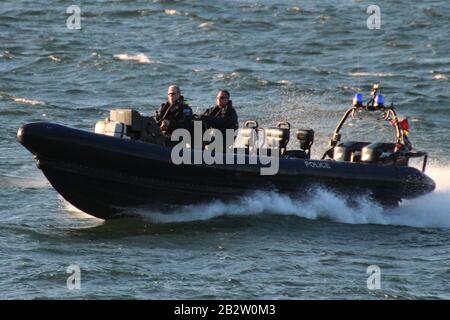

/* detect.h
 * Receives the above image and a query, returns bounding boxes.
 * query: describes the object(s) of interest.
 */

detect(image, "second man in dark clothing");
[201,90,238,136]
[201,90,239,151]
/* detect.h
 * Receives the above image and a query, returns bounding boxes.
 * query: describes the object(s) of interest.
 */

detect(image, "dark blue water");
[1,0,449,299]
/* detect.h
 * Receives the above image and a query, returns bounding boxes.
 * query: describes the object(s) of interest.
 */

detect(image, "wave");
[0,51,14,59]
[113,53,154,64]
[388,165,450,228]
[349,72,396,77]
[135,165,450,229]
[12,96,46,106]
[0,173,49,189]
[164,9,180,16]
[288,7,303,13]
[432,74,448,81]
[199,21,214,28]
[48,55,61,63]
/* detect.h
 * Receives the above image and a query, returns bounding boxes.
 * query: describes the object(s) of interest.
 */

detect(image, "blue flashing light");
[374,94,385,106]
[353,93,363,106]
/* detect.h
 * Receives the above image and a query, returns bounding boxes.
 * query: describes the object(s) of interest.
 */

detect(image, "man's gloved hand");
[160,119,170,131]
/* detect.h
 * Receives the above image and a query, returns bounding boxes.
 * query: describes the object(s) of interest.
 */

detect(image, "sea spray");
[132,165,450,229]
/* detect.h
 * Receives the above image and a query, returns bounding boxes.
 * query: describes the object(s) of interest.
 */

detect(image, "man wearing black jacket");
[201,90,238,151]
[201,90,238,135]
[155,85,193,136]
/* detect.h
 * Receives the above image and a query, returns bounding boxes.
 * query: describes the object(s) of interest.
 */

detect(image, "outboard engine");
[296,129,314,158]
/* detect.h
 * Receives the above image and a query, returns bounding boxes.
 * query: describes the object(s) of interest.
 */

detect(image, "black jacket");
[201,101,238,134]
[156,96,193,134]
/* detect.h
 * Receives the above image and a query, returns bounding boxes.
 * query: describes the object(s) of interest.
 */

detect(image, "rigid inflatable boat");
[17,87,435,220]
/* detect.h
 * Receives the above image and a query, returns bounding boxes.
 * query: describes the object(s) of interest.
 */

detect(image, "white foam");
[1,175,50,189]
[61,198,104,222]
[349,72,395,77]
[0,51,14,59]
[48,55,61,62]
[288,7,303,13]
[387,165,450,228]
[140,190,386,224]
[432,74,448,80]
[13,96,45,106]
[214,72,241,80]
[113,53,153,64]
[277,80,290,85]
[139,165,450,229]
[164,9,178,16]
[199,22,214,28]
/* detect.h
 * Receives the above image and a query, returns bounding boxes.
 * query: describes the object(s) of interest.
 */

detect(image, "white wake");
[141,165,450,229]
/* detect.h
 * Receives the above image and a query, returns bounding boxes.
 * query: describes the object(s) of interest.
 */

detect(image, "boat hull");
[18,122,436,220]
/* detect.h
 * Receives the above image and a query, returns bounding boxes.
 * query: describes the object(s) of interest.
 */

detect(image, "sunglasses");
[168,92,179,96]
[217,96,229,100]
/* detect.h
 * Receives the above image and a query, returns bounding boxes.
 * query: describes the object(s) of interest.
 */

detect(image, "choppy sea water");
[1,0,449,299]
